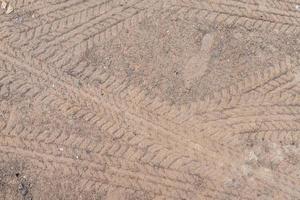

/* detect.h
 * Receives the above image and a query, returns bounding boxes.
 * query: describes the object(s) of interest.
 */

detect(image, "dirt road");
[0,0,300,199]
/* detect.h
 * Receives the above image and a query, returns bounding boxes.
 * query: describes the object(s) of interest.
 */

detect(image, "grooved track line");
[1,43,300,198]
[0,136,198,199]
[0,55,241,199]
[1,0,300,198]
[164,0,300,34]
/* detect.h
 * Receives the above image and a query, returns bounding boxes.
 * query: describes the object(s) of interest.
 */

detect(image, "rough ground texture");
[0,0,300,199]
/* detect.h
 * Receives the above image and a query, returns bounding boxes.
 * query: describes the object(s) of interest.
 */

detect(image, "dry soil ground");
[0,0,300,199]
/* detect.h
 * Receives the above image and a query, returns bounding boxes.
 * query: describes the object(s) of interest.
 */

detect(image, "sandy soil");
[0,0,300,199]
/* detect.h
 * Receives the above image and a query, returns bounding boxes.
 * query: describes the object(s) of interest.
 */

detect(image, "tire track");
[0,134,199,199]
[165,0,300,34]
[1,42,300,199]
[0,47,280,200]
[0,55,247,199]
[188,57,296,115]
[0,149,186,199]
[1,0,299,198]
[33,0,164,64]
[4,0,163,60]
[9,0,131,45]
[0,59,214,178]
[0,43,237,166]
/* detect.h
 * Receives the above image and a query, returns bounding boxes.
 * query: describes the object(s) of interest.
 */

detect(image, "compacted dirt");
[0,0,300,199]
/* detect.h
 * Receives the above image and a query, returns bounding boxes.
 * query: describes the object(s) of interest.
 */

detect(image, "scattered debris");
[0,0,13,14]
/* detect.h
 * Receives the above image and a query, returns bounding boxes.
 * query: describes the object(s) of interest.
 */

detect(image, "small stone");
[1,1,7,9]
[296,5,300,10]
[18,183,28,196]
[75,79,82,87]
[0,85,9,98]
[5,4,13,14]
[248,151,258,161]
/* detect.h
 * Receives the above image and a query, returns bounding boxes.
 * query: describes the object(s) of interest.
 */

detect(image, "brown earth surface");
[0,0,300,199]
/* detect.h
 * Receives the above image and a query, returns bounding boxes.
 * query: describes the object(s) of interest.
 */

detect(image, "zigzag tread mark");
[32,0,164,65]
[53,56,196,131]
[186,120,300,156]
[193,104,300,123]
[212,0,300,19]
[1,36,298,198]
[6,0,162,61]
[116,115,300,198]
[0,60,226,193]
[241,130,300,145]
[189,57,297,115]
[188,105,300,140]
[56,53,298,132]
[0,49,262,199]
[0,64,42,99]
[164,2,300,34]
[0,135,199,199]
[200,119,300,154]
[9,0,124,46]
[262,0,298,12]
[63,0,165,55]
[0,43,243,170]
[1,113,243,198]
[2,46,297,199]
[30,91,214,177]
[0,0,89,40]
[0,150,189,199]
[1,63,224,186]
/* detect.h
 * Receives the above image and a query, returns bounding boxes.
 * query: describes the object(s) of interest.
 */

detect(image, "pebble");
[1,1,7,9]
[1,0,13,14]
[5,3,13,14]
